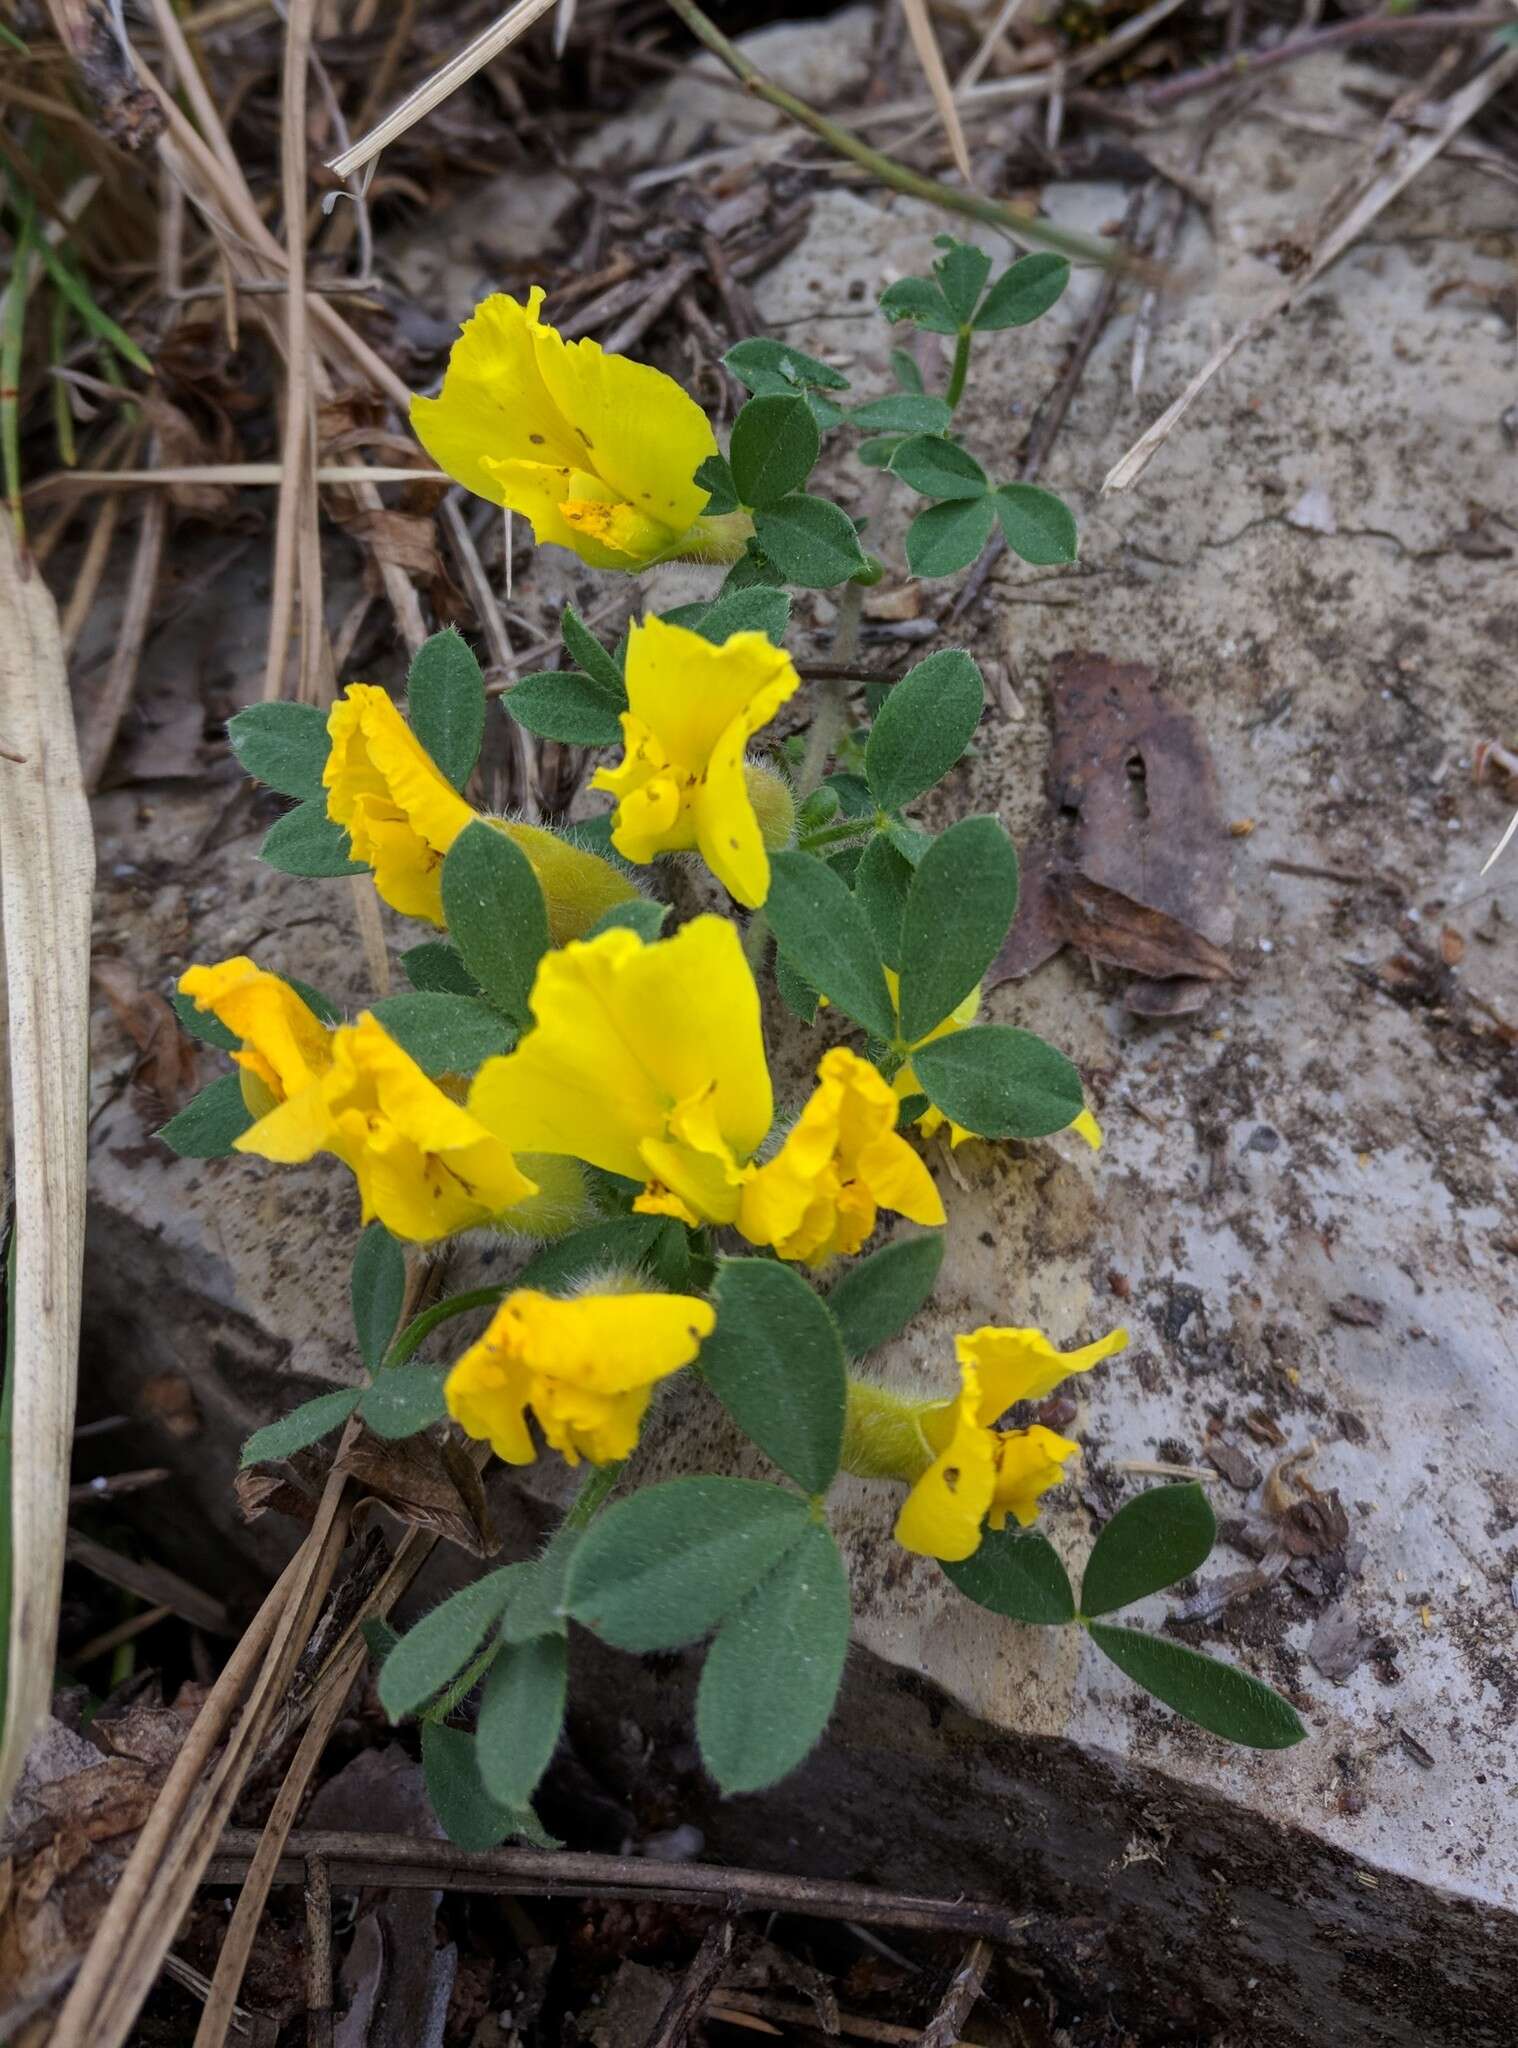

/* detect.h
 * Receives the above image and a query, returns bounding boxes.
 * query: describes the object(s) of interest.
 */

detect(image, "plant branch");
[663,0,1128,270]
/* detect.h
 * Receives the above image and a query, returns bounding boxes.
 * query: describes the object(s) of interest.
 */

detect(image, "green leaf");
[440,821,549,1029]
[700,1260,846,1495]
[691,587,792,647]
[169,990,239,1052]
[501,1526,579,1644]
[851,835,914,970]
[848,395,953,435]
[477,1633,568,1808]
[993,484,1078,566]
[401,942,482,998]
[158,1072,253,1158]
[857,434,906,470]
[729,393,820,509]
[826,772,876,819]
[933,236,992,324]
[865,650,985,813]
[973,253,1070,330]
[911,1024,1084,1141]
[1080,1483,1217,1619]
[879,275,958,334]
[514,1213,667,1294]
[583,899,668,943]
[379,1566,520,1718]
[905,495,997,578]
[696,1522,850,1794]
[240,1388,360,1468]
[890,434,989,502]
[941,1528,1075,1623]
[368,992,515,1076]
[1087,1625,1307,1749]
[765,852,895,1043]
[259,801,366,878]
[226,701,329,800]
[884,819,934,866]
[774,949,819,1025]
[561,605,624,696]
[694,453,739,516]
[890,348,924,393]
[753,495,868,589]
[421,1721,550,1851]
[408,627,485,789]
[566,1477,810,1652]
[358,1364,449,1439]
[897,817,1018,1043]
[825,1233,943,1360]
[351,1221,406,1371]
[504,670,624,747]
[725,338,850,392]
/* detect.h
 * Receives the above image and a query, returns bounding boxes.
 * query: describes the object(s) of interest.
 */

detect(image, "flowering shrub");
[163,237,1303,1845]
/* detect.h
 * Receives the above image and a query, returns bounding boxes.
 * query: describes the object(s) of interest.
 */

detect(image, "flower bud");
[742,760,797,853]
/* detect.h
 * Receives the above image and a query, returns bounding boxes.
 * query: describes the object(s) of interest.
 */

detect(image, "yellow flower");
[179,957,332,1117]
[894,1323,1128,1561]
[445,1287,714,1467]
[884,968,1103,1153]
[590,617,800,909]
[238,1011,538,1244]
[739,1047,944,1266]
[325,683,637,934]
[411,288,749,571]
[469,916,771,1230]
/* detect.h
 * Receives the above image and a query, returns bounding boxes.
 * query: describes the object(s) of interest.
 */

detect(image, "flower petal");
[469,917,771,1181]
[528,324,717,536]
[695,715,769,908]
[624,618,799,772]
[410,289,583,504]
[988,1425,1080,1530]
[325,685,474,922]
[179,958,332,1101]
[893,1364,998,1562]
[958,1324,1128,1423]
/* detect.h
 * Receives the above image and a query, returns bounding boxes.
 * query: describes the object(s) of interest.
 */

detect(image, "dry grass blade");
[28,464,447,495]
[0,515,94,1817]
[1104,40,1518,493]
[326,0,561,178]
[898,0,973,185]
[79,451,167,791]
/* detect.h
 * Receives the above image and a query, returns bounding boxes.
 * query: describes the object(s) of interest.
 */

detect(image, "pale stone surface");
[71,23,1518,2040]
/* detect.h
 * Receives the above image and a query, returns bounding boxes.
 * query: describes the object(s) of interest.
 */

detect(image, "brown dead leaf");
[138,393,237,518]
[991,653,1237,1012]
[1439,924,1465,966]
[234,1467,319,1527]
[30,1762,157,1846]
[346,508,442,578]
[136,1371,200,1440]
[341,1430,498,1556]
[1047,872,1238,985]
[93,958,197,1117]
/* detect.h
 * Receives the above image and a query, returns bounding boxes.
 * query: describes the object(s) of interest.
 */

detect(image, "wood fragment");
[0,522,93,1816]
[920,1937,992,2048]
[647,1918,736,2048]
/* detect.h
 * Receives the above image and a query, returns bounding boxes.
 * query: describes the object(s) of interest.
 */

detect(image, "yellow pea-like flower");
[411,288,750,571]
[591,617,800,908]
[469,916,772,1231]
[179,957,333,1118]
[893,1324,1128,1561]
[324,683,637,935]
[738,1047,945,1266]
[445,1286,715,1468]
[180,960,539,1244]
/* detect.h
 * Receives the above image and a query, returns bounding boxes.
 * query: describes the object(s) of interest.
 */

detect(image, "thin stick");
[898,0,973,185]
[204,1830,1033,1939]
[1104,41,1518,494]
[957,0,1028,92]
[193,1639,364,2046]
[264,0,324,703]
[1136,10,1510,111]
[921,1938,992,2048]
[59,429,140,656]
[28,463,447,496]
[649,1918,736,2048]
[664,0,1124,268]
[80,465,166,790]
[304,1857,334,2048]
[68,1603,174,1668]
[65,1528,233,1634]
[325,0,561,178]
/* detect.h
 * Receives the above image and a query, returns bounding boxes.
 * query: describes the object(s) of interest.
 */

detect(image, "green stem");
[945,327,973,412]
[564,1459,624,1532]
[797,817,875,854]
[664,0,1125,270]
